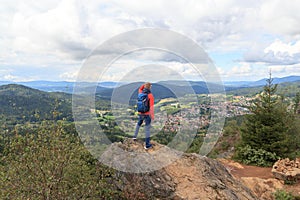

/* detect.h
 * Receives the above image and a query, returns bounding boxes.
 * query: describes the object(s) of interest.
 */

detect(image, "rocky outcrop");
[239,177,283,200]
[272,158,300,183]
[109,139,258,200]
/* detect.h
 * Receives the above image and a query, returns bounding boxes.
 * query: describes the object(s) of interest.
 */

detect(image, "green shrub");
[234,144,280,167]
[0,122,122,199]
[274,189,295,200]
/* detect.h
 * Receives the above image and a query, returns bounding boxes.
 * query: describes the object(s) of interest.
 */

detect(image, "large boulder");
[106,138,258,199]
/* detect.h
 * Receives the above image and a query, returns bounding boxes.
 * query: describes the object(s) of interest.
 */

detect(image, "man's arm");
[138,84,145,93]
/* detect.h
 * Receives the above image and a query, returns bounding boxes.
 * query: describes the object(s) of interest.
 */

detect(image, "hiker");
[133,82,155,149]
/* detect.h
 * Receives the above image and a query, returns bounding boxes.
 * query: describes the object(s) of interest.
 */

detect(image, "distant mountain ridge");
[0,81,124,93]
[1,75,300,97]
[225,75,300,87]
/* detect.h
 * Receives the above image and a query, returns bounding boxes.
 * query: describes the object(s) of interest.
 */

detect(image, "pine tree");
[241,73,292,157]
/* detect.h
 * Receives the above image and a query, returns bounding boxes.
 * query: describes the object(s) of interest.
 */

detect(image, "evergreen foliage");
[237,74,298,164]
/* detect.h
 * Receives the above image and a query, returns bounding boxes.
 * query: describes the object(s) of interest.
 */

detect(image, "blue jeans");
[134,115,151,147]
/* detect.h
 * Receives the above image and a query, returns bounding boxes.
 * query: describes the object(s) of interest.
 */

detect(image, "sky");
[1,0,300,82]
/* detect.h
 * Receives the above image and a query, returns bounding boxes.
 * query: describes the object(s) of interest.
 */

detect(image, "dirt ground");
[231,163,274,179]
[219,159,300,197]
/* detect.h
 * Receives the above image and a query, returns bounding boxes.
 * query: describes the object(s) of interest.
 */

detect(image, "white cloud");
[2,74,35,82]
[3,74,19,81]
[232,63,252,74]
[220,62,269,81]
[10,0,90,58]
[244,39,300,66]
[1,0,300,81]
[260,0,300,38]
[265,40,300,56]
[268,64,300,76]
[59,70,79,81]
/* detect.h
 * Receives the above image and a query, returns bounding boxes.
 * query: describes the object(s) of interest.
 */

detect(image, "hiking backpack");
[137,92,150,113]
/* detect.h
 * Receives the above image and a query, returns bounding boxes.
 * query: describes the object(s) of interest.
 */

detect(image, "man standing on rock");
[133,82,155,149]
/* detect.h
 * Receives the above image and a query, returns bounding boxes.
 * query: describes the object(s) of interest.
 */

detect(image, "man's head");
[144,82,152,90]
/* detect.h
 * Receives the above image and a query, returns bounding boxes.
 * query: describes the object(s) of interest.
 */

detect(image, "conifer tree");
[240,73,292,157]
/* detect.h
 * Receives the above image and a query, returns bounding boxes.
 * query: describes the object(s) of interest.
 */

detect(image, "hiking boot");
[144,144,153,150]
[132,137,137,141]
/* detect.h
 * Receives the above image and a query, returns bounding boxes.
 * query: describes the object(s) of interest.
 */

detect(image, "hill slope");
[0,84,73,122]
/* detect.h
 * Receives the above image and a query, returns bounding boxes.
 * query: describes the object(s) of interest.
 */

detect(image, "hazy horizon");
[1,74,300,84]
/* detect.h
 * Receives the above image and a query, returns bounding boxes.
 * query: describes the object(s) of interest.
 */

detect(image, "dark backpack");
[137,92,150,113]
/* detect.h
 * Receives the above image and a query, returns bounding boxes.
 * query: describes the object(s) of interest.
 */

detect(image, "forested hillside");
[0,84,73,123]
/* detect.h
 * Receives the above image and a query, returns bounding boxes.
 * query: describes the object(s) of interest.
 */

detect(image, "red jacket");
[138,84,154,120]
